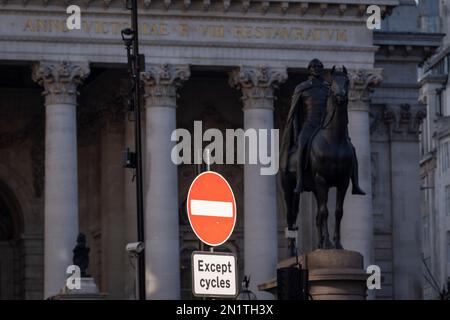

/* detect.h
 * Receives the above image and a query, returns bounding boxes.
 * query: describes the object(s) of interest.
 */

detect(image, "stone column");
[342,69,382,268]
[418,75,446,293]
[32,61,90,299]
[230,66,287,299]
[99,110,125,299]
[384,104,426,299]
[141,64,190,299]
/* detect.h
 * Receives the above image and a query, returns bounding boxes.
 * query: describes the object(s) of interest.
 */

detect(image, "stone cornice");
[425,45,450,70]
[418,74,447,87]
[373,31,445,45]
[374,31,444,59]
[0,0,398,19]
[31,61,90,105]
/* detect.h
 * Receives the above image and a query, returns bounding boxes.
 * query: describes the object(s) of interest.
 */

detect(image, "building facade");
[0,0,442,299]
[419,0,450,300]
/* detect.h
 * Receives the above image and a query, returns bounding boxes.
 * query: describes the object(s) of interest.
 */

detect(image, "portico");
[0,0,400,299]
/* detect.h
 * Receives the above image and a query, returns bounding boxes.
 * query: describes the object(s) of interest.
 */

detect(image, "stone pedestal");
[49,278,106,300]
[307,250,368,300]
[258,250,368,300]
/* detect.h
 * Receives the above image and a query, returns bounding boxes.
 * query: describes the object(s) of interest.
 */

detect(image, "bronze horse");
[280,67,357,249]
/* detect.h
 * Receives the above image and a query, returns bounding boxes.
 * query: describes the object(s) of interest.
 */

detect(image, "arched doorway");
[0,181,24,299]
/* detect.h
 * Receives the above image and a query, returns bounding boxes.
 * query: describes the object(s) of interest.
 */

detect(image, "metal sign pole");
[196,149,205,253]
[131,0,146,301]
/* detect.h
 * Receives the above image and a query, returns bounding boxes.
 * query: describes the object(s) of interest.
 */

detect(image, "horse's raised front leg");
[314,175,333,249]
[334,181,349,249]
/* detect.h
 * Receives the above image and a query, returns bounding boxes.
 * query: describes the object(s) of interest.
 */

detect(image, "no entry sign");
[187,171,237,246]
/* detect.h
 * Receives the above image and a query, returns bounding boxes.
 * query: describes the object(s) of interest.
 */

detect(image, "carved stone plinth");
[258,250,368,300]
[308,250,367,300]
[49,278,106,300]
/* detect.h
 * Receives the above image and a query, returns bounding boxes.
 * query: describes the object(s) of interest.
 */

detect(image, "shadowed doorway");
[0,181,24,299]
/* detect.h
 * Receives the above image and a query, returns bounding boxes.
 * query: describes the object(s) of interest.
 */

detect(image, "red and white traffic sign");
[187,171,237,246]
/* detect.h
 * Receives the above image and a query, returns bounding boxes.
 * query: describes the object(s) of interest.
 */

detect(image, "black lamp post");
[121,0,146,300]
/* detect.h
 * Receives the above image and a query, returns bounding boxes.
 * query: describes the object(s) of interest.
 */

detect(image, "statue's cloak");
[279,82,309,173]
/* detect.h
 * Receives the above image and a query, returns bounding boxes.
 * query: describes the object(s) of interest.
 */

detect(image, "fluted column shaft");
[230,66,287,299]
[343,69,382,269]
[141,64,190,299]
[32,61,90,298]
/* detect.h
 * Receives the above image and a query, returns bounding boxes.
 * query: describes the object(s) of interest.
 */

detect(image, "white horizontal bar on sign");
[190,199,233,218]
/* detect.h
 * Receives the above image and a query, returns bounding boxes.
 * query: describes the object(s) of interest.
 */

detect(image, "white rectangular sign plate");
[192,251,238,298]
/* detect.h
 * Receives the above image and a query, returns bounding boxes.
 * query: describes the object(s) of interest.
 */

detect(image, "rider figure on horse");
[280,59,365,196]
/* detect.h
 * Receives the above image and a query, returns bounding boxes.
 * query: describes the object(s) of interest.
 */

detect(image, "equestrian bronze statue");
[279,59,365,250]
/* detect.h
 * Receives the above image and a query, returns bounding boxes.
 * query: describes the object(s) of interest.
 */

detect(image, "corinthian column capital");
[141,63,190,107]
[229,65,287,110]
[348,68,383,103]
[32,61,90,105]
[230,65,288,90]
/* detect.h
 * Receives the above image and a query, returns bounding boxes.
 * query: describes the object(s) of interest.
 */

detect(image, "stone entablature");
[384,104,426,140]
[0,0,396,68]
[370,104,427,142]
